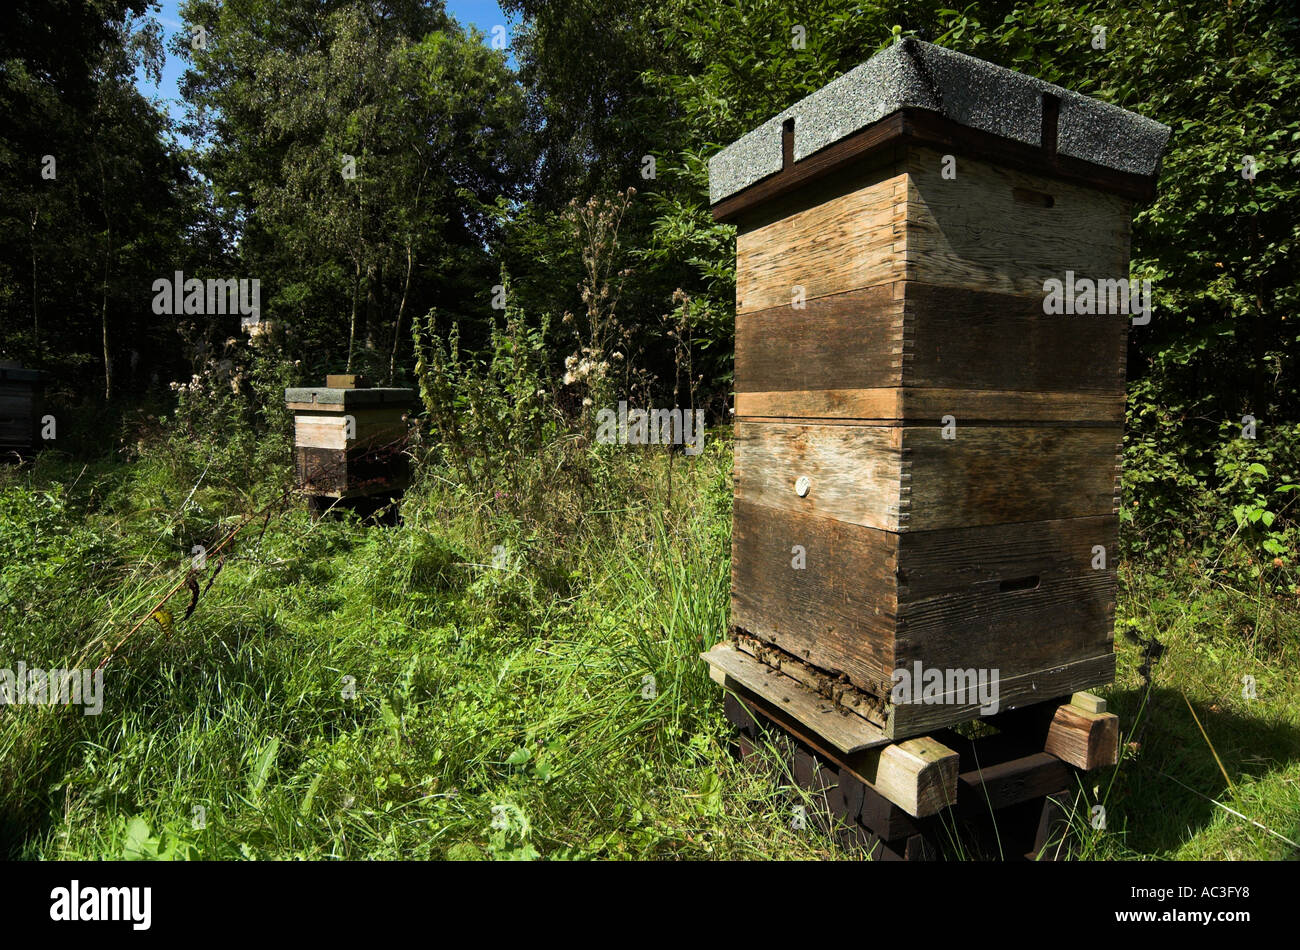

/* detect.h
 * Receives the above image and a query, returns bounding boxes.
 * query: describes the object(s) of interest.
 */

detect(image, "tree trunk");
[101,228,112,402]
[364,261,379,353]
[346,259,360,372]
[389,244,414,383]
[29,204,39,342]
[95,151,113,402]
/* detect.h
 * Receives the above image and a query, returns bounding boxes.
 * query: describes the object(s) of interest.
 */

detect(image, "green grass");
[0,431,1297,860]
[1077,561,1300,859]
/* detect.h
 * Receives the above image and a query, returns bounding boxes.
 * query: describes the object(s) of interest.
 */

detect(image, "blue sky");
[135,0,515,139]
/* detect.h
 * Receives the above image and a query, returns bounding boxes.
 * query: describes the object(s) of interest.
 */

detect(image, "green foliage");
[0,0,202,396]
[3,430,1296,861]
[412,279,560,491]
[181,0,524,377]
[0,428,773,860]
[121,816,201,861]
[0,484,117,657]
[926,1,1300,581]
[3,0,1300,864]
[160,336,298,497]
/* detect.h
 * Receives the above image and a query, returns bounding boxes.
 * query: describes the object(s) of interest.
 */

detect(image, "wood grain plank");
[735,284,904,393]
[895,517,1117,678]
[737,388,1124,424]
[957,751,1075,811]
[733,507,1117,706]
[901,425,1121,530]
[295,410,409,451]
[735,283,1128,399]
[898,515,1119,601]
[905,146,1132,296]
[902,283,1128,393]
[700,644,890,754]
[731,498,898,692]
[887,654,1115,739]
[735,163,906,314]
[734,420,905,531]
[735,421,1120,533]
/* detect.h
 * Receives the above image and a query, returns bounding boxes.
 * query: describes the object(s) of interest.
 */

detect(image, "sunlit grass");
[1,434,1296,860]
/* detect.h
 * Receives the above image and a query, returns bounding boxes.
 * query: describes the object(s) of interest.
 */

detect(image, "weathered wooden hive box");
[285,377,416,500]
[0,361,45,455]
[711,39,1169,739]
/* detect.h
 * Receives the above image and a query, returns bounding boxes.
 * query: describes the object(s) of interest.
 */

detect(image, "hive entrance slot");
[1041,92,1060,154]
[1013,187,1055,207]
[999,574,1041,593]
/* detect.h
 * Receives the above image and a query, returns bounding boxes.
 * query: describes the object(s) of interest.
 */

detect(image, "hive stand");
[706,646,1118,860]
[710,38,1170,742]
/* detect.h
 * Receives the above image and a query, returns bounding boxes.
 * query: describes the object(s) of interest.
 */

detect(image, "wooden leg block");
[984,695,1120,771]
[793,746,836,796]
[730,690,957,817]
[837,820,881,856]
[830,768,863,823]
[825,781,849,823]
[734,733,766,772]
[876,832,936,862]
[1045,705,1119,771]
[957,751,1076,811]
[724,691,759,736]
[710,664,1099,861]
[792,746,842,833]
[1028,788,1078,861]
[858,779,922,840]
[837,820,933,862]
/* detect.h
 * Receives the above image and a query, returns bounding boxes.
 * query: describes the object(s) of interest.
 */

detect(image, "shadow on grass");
[1099,685,1300,857]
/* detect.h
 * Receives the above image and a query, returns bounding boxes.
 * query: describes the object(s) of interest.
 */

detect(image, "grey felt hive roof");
[708,38,1171,205]
[285,387,417,408]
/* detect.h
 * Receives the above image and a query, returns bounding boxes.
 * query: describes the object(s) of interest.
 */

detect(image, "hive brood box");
[711,39,1169,739]
[285,378,415,501]
[0,362,45,456]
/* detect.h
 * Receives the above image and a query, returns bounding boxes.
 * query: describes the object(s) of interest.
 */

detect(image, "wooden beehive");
[285,379,415,501]
[0,361,45,456]
[710,40,1169,739]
